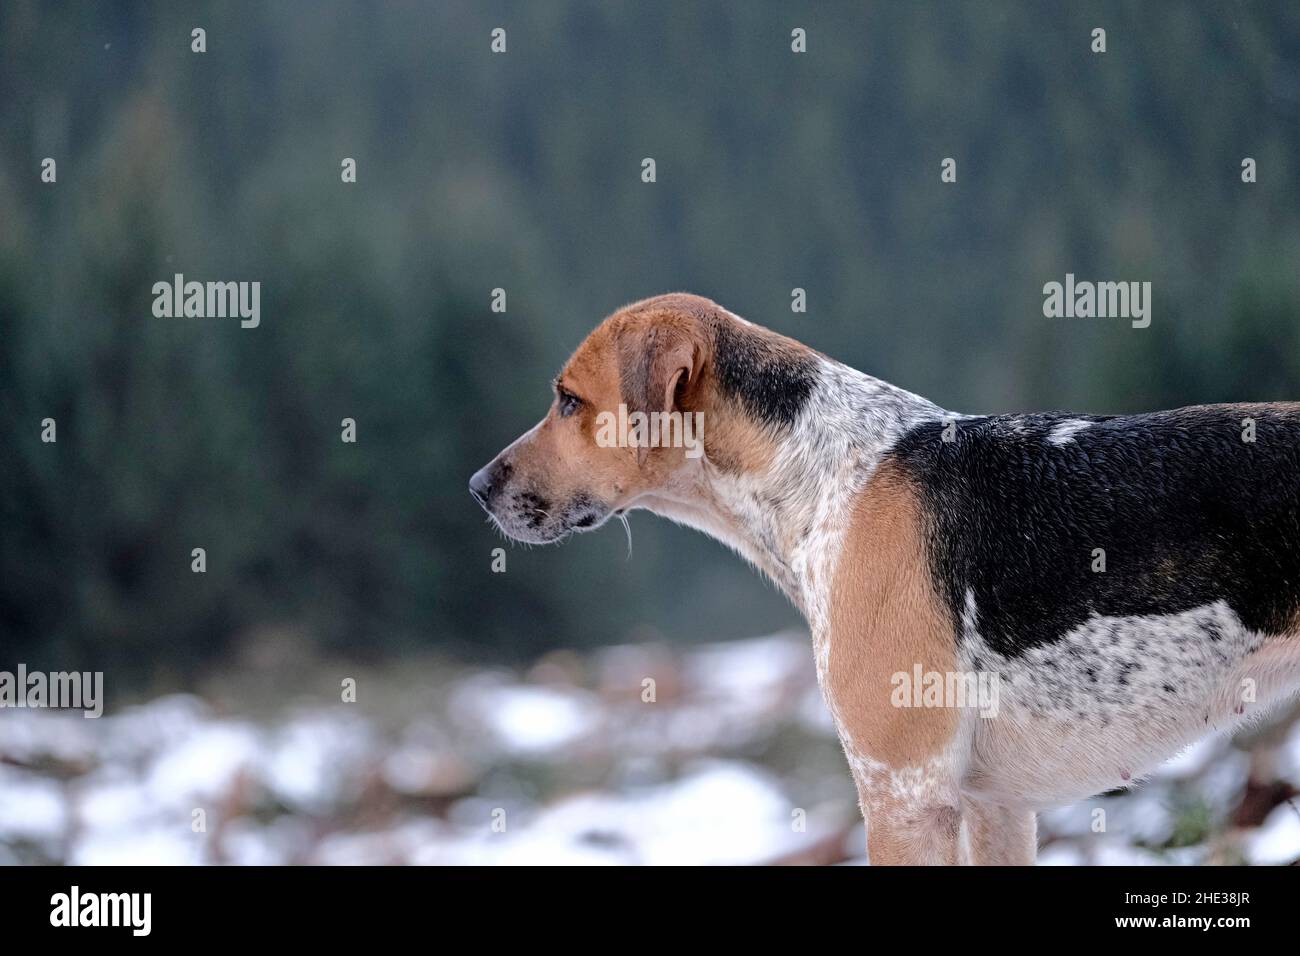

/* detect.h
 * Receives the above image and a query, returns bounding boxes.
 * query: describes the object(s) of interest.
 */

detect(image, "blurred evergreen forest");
[2,2,1299,688]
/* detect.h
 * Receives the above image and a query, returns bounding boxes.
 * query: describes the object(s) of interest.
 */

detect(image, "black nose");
[469,466,494,505]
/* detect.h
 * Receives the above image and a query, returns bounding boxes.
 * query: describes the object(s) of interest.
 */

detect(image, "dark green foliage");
[2,2,1298,685]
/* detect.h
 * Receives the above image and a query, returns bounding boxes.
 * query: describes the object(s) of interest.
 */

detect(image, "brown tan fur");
[828,463,958,763]
[827,462,968,863]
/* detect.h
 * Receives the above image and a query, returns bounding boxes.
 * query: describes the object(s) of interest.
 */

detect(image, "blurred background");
[2,1,1300,864]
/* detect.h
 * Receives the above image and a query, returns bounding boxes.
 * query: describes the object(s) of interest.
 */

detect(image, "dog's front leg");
[855,773,963,866]
[820,462,975,863]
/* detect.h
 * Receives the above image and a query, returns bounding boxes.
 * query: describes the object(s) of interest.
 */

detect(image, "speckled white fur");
[960,595,1300,808]
[632,350,956,854]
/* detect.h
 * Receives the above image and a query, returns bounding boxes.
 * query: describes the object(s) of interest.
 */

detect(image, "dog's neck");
[641,355,946,635]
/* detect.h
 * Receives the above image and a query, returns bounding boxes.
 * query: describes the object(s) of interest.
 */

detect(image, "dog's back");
[885,403,1300,804]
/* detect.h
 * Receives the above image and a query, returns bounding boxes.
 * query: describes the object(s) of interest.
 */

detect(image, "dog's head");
[469,294,715,544]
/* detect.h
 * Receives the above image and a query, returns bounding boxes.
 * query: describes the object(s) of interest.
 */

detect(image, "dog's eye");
[557,390,582,418]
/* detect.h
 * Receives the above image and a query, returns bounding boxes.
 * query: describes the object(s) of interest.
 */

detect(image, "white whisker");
[617,512,633,559]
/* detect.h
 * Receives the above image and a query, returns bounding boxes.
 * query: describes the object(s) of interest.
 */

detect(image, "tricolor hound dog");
[470,293,1300,865]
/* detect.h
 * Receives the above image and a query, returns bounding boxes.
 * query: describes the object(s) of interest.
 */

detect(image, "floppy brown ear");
[618,326,699,416]
[617,325,701,464]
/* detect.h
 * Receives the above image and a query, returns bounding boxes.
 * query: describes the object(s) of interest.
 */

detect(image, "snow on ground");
[1,632,1297,865]
[1243,803,1300,865]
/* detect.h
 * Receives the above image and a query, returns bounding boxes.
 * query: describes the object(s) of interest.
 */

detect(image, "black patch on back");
[889,407,1300,657]
[711,321,819,427]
